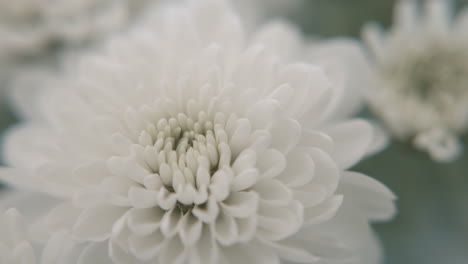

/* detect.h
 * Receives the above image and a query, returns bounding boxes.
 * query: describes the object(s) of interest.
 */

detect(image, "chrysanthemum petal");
[73,205,127,241]
[321,119,373,169]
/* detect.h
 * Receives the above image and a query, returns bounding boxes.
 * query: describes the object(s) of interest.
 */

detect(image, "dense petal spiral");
[0,0,396,263]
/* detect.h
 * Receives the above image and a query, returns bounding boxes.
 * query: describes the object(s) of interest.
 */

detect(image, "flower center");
[137,109,240,214]
[382,41,468,109]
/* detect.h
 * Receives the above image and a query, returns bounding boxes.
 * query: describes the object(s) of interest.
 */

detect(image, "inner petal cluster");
[136,109,238,212]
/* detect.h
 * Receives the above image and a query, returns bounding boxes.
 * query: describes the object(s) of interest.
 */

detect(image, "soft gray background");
[0,1,467,264]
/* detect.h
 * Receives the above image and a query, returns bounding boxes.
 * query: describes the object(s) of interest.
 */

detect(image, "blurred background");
[0,1,467,264]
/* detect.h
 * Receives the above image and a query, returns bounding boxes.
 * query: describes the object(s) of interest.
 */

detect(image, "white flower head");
[363,0,468,162]
[1,0,396,263]
[0,0,153,107]
[0,0,136,59]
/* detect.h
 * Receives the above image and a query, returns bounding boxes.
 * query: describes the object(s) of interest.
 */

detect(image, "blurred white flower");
[0,0,151,106]
[0,0,395,263]
[363,0,468,162]
[0,0,142,58]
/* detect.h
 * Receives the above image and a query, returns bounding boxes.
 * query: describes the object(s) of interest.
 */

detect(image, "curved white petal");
[339,171,397,221]
[321,119,374,169]
[73,205,127,241]
[127,207,165,236]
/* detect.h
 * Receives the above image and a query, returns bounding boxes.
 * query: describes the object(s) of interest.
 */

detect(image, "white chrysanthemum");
[0,0,150,106]
[363,0,468,162]
[1,0,396,263]
[0,0,141,58]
